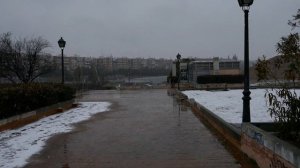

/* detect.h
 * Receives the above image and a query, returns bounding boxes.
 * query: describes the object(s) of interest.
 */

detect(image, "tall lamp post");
[58,37,66,84]
[176,53,181,90]
[238,0,253,122]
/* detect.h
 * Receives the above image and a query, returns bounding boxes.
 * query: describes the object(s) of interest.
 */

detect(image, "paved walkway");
[25,90,240,168]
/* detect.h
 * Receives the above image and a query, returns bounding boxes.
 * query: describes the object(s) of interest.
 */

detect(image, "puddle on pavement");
[173,97,189,127]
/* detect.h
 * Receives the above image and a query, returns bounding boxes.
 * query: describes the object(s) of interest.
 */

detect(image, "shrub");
[0,83,75,119]
[265,88,300,141]
[255,28,300,142]
[197,75,244,84]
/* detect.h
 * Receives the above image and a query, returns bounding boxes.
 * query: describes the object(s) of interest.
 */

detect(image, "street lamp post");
[176,53,181,90]
[58,37,66,84]
[238,0,253,122]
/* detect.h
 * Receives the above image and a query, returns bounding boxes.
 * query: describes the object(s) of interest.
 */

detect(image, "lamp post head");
[238,0,253,10]
[176,53,181,60]
[58,37,66,49]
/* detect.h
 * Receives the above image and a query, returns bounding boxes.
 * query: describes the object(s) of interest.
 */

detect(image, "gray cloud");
[0,0,299,60]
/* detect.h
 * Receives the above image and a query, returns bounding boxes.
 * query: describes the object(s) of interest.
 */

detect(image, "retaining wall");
[241,123,300,168]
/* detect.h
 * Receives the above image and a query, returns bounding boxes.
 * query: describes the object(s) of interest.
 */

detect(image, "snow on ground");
[183,89,300,123]
[0,102,110,168]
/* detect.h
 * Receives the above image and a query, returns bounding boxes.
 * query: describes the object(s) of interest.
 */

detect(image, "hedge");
[197,75,244,84]
[0,83,75,119]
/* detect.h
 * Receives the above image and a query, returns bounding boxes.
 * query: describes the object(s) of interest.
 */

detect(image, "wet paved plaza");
[25,89,240,168]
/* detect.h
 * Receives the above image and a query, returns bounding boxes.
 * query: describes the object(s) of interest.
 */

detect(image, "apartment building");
[49,55,172,73]
[97,57,113,72]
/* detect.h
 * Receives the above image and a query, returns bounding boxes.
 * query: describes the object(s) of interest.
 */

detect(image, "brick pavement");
[25,90,240,168]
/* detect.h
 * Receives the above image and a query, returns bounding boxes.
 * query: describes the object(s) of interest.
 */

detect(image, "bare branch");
[0,32,51,83]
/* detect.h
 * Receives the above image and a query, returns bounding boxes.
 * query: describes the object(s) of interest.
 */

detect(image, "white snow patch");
[0,102,110,168]
[183,89,300,123]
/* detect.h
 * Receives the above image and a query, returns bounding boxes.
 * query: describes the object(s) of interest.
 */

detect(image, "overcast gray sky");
[0,0,299,60]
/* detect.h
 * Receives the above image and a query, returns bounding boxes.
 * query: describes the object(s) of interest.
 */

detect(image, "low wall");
[0,99,75,129]
[241,123,300,168]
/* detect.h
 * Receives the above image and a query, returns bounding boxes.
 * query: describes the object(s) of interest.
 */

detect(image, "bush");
[197,75,244,84]
[255,17,300,143]
[266,89,300,141]
[0,83,75,119]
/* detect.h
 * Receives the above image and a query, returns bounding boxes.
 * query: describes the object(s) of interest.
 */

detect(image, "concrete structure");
[188,59,213,83]
[188,57,241,84]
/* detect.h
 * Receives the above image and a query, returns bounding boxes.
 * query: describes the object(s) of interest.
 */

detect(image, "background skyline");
[0,0,299,60]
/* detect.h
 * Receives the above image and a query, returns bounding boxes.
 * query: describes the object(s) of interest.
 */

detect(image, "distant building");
[97,56,113,72]
[172,58,191,83]
[113,57,130,70]
[188,57,241,84]
[48,55,172,76]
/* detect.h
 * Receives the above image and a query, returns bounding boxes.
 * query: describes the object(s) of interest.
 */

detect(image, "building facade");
[180,57,242,84]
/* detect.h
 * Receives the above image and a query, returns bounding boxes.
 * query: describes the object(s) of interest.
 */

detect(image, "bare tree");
[0,32,51,83]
